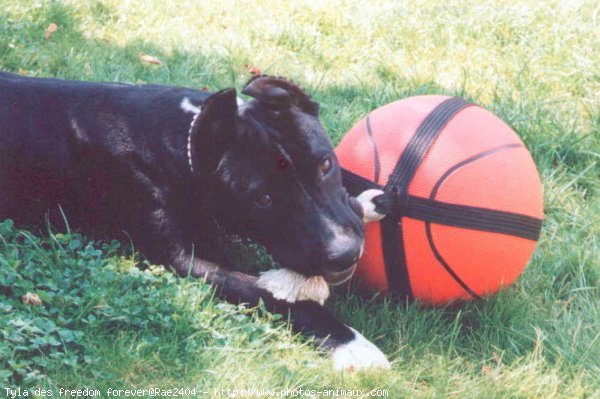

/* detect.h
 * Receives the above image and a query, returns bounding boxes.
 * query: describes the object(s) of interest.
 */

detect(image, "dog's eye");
[255,193,273,208]
[320,157,333,175]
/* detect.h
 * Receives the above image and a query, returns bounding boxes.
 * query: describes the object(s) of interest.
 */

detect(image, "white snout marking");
[257,268,330,305]
[356,189,386,223]
[331,327,392,371]
[325,217,356,255]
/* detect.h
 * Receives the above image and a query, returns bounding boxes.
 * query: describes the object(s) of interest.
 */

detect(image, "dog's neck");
[186,111,201,174]
[180,96,246,175]
[180,97,202,174]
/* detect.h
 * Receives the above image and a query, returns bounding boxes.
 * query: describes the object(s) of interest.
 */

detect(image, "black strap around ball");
[341,98,543,301]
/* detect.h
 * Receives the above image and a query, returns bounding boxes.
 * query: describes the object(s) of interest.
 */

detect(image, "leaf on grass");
[492,352,502,365]
[140,54,163,65]
[21,292,43,306]
[244,64,262,76]
[44,23,58,39]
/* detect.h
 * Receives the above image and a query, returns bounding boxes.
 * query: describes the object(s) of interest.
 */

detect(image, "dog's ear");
[242,75,319,116]
[189,88,238,173]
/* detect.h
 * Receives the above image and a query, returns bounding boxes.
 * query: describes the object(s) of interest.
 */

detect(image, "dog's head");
[189,76,364,284]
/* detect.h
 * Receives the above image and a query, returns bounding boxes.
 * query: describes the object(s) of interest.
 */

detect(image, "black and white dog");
[0,71,389,370]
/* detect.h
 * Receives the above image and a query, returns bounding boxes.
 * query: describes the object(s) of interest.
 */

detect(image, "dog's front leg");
[123,205,390,370]
[172,253,391,371]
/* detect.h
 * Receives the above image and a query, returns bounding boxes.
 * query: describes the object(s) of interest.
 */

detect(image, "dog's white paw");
[331,327,391,371]
[356,189,386,223]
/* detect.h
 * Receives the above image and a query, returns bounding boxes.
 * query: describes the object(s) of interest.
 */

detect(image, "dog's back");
[0,71,208,232]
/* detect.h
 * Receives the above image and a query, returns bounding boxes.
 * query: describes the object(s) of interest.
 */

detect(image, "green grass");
[1,0,599,397]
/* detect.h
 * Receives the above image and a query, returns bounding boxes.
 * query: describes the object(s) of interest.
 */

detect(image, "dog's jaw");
[257,268,330,305]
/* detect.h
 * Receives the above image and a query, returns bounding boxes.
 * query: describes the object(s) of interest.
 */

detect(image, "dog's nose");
[348,196,364,219]
[323,241,362,273]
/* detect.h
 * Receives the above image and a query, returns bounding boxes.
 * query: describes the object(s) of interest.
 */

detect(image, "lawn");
[1,0,599,397]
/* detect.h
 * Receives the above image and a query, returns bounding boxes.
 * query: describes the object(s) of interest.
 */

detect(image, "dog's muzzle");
[323,264,357,286]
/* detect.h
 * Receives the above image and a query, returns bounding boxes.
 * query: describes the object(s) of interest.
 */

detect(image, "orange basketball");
[336,95,544,305]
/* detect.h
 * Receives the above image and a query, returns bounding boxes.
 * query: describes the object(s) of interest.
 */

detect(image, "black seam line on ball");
[405,197,542,241]
[425,142,542,241]
[423,143,523,300]
[340,168,542,241]
[382,98,471,300]
[384,98,472,192]
[380,216,413,300]
[430,143,525,198]
[425,221,482,300]
[365,114,381,184]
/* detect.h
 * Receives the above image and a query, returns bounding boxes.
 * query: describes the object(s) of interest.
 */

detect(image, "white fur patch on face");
[257,268,330,305]
[331,327,392,371]
[356,189,386,223]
